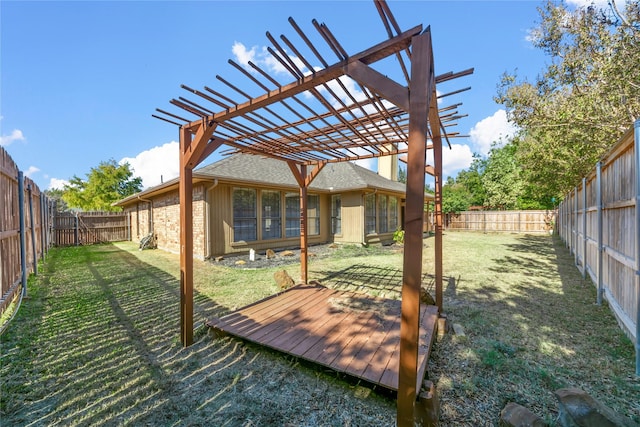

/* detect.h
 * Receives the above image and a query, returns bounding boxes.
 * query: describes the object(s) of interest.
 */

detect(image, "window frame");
[331,194,342,235]
[261,190,282,240]
[232,188,257,242]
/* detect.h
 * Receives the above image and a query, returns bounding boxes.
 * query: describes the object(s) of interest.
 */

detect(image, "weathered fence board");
[54,212,130,246]
[1,147,52,315]
[444,210,555,234]
[558,122,639,361]
[1,148,134,318]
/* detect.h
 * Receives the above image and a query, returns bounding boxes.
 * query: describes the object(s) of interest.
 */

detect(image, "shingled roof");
[195,153,406,193]
[115,153,424,207]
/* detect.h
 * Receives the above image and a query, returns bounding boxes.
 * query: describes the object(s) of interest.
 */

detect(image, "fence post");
[571,185,578,265]
[483,211,486,233]
[634,118,640,377]
[518,211,522,233]
[40,193,46,259]
[582,178,587,278]
[74,213,79,246]
[27,183,38,276]
[18,172,27,297]
[597,162,603,305]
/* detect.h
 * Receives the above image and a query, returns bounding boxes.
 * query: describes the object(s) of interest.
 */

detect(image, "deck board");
[207,284,438,392]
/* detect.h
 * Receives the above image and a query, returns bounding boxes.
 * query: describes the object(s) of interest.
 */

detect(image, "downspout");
[634,118,640,377]
[137,195,154,236]
[204,179,219,259]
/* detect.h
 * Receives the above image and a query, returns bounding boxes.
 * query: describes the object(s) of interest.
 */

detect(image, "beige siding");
[123,183,402,258]
[207,184,231,257]
[335,191,364,244]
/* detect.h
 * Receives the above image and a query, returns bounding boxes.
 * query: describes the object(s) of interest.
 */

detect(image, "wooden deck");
[207,284,438,392]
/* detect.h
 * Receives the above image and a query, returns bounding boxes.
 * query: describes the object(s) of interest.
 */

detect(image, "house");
[115,153,433,259]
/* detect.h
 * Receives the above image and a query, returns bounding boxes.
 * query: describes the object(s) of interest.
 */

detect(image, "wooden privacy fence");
[1,147,132,318]
[1,147,54,316]
[443,210,556,234]
[54,212,130,246]
[557,121,639,375]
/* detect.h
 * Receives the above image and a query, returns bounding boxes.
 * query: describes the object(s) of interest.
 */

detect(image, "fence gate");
[53,212,130,246]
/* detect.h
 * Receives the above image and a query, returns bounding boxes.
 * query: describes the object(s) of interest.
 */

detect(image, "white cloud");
[24,166,40,177]
[120,141,179,189]
[232,41,257,67]
[426,143,474,180]
[469,109,517,155]
[48,178,69,190]
[232,41,306,77]
[0,129,25,146]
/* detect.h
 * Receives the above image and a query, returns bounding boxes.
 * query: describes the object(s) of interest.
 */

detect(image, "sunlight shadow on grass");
[313,263,449,300]
[2,242,397,426]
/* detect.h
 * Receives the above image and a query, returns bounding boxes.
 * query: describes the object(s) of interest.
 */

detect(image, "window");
[378,195,388,233]
[389,196,399,231]
[365,193,376,234]
[285,193,320,237]
[262,191,281,240]
[285,193,300,238]
[331,194,341,235]
[233,188,257,242]
[307,194,320,236]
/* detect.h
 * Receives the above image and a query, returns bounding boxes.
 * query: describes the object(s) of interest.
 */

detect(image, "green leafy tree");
[442,176,474,213]
[455,153,486,207]
[44,188,69,212]
[482,143,523,210]
[62,159,142,212]
[496,1,640,198]
[397,165,407,183]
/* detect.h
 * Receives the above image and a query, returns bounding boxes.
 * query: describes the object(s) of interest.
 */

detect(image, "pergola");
[154,1,472,424]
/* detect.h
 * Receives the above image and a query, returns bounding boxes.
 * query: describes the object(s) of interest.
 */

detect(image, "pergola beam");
[181,24,422,131]
[346,61,409,111]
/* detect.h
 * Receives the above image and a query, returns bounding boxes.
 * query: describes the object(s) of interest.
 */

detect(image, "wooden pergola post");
[178,121,220,347]
[179,125,194,347]
[299,165,308,284]
[288,162,325,285]
[397,29,433,426]
[431,101,444,313]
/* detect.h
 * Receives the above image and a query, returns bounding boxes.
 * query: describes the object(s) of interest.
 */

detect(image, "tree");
[44,188,69,212]
[455,153,486,207]
[496,0,640,198]
[397,165,407,183]
[442,176,474,213]
[62,159,142,212]
[482,143,523,210]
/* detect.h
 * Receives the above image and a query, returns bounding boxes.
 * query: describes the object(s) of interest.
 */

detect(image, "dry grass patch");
[1,233,637,426]
[428,233,639,426]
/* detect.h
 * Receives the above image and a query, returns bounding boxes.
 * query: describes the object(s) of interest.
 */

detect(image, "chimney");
[378,145,398,181]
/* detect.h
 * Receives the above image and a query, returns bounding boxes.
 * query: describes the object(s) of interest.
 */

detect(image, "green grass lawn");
[0,233,637,426]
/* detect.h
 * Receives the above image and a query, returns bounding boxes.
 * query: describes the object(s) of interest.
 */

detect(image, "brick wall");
[124,184,207,259]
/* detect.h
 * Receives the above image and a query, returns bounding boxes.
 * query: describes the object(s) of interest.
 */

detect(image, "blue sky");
[1,0,598,191]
